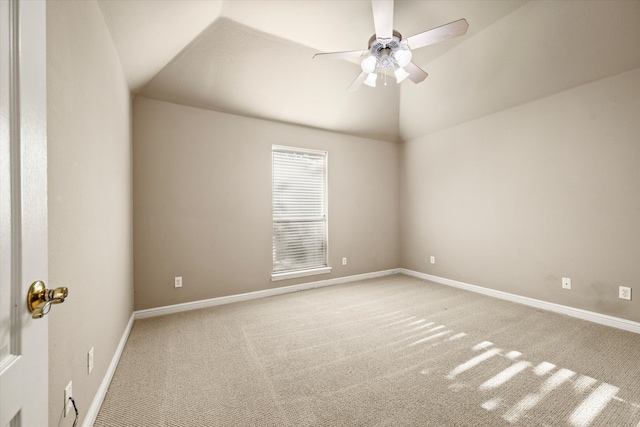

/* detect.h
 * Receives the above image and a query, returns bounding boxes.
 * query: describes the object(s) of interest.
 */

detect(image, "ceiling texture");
[98,0,640,143]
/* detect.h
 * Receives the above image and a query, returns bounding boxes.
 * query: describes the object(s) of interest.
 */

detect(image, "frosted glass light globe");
[361,56,377,74]
[394,48,412,67]
[364,72,377,87]
[394,66,409,83]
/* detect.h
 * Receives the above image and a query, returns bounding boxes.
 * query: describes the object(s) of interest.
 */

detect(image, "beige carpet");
[94,274,640,426]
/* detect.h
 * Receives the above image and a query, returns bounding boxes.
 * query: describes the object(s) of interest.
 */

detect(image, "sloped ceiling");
[399,0,640,140]
[98,0,640,143]
[139,17,401,142]
[98,0,225,92]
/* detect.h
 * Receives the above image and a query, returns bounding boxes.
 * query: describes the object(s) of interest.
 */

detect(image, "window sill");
[271,266,332,282]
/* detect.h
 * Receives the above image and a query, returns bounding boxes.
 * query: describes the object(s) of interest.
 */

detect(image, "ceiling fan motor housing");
[366,30,409,70]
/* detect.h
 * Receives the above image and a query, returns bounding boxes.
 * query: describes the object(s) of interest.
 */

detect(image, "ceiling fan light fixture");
[394,48,412,67]
[378,48,393,68]
[313,0,469,91]
[361,55,378,74]
[394,65,409,83]
[364,72,377,87]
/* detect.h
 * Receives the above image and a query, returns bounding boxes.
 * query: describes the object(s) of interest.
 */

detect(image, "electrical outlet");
[64,381,73,417]
[562,277,572,290]
[175,276,182,288]
[430,256,435,264]
[619,286,632,301]
[342,257,347,266]
[88,347,94,374]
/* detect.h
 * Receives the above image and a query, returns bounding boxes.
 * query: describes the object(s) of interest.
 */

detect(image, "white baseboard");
[85,269,399,425]
[86,268,639,426]
[400,269,640,335]
[83,312,135,427]
[134,268,401,320]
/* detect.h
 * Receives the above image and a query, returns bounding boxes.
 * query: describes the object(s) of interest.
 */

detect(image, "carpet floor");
[94,274,640,426]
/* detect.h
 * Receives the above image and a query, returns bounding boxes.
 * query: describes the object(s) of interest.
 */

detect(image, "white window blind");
[272,146,330,280]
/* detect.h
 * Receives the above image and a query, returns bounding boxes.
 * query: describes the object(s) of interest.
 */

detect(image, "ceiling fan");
[313,0,469,91]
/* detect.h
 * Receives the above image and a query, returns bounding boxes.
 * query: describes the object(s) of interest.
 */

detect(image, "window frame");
[271,145,331,281]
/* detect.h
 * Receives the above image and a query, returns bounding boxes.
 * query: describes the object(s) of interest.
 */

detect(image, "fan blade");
[372,0,393,42]
[404,62,428,84]
[313,50,367,60]
[347,72,368,92]
[404,18,469,50]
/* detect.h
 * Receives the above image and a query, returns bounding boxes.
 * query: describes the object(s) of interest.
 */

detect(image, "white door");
[0,0,49,426]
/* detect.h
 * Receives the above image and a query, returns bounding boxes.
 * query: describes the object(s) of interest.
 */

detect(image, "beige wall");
[43,0,640,423]
[47,1,133,426]
[400,67,640,322]
[133,97,399,310]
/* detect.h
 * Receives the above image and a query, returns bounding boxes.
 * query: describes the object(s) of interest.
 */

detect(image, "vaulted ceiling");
[98,0,640,143]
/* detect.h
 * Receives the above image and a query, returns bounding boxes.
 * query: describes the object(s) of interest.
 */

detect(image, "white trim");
[400,269,640,335]
[271,266,332,281]
[272,145,330,276]
[135,269,401,320]
[83,268,640,426]
[271,144,326,156]
[83,313,135,427]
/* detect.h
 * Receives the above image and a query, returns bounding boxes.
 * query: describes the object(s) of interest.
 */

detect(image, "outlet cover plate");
[175,276,182,288]
[619,286,632,300]
[562,278,572,290]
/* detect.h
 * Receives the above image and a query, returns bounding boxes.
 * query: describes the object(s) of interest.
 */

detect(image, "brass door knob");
[27,281,68,319]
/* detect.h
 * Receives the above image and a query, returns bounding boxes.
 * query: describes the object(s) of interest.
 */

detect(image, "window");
[271,145,331,281]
